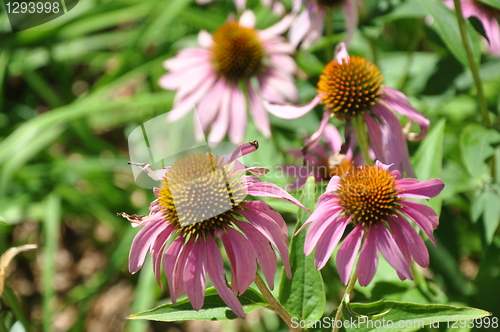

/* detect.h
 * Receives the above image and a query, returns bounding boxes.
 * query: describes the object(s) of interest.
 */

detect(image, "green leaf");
[418,0,481,69]
[344,300,490,332]
[478,0,500,10]
[471,186,500,244]
[128,287,268,321]
[412,118,446,216]
[460,124,500,183]
[279,177,325,327]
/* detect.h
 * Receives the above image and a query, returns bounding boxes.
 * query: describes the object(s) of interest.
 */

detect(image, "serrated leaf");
[279,177,325,327]
[128,287,268,321]
[344,300,490,332]
[460,124,500,182]
[412,119,446,216]
[419,0,481,69]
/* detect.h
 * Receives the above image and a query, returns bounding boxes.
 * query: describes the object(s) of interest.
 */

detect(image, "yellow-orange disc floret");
[157,153,246,239]
[338,165,401,226]
[211,21,264,81]
[317,56,383,120]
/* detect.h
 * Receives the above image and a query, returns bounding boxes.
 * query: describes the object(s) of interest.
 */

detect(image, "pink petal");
[304,110,332,153]
[129,221,167,274]
[269,54,297,74]
[382,86,430,141]
[386,218,411,267]
[197,78,226,132]
[304,209,343,255]
[205,235,245,318]
[398,205,436,246]
[375,160,391,171]
[239,10,255,27]
[481,13,500,56]
[241,200,288,237]
[163,236,185,304]
[314,216,350,269]
[173,63,214,103]
[323,124,342,154]
[221,140,259,164]
[238,207,291,278]
[326,176,341,193]
[297,199,341,234]
[334,42,349,64]
[229,86,247,144]
[198,30,213,48]
[263,95,321,119]
[208,83,232,142]
[236,220,278,288]
[248,85,271,138]
[363,112,386,164]
[288,10,312,48]
[221,228,257,295]
[301,9,324,48]
[174,71,218,111]
[336,224,364,285]
[259,14,295,42]
[356,226,379,286]
[184,240,207,310]
[397,178,445,199]
[401,200,439,229]
[246,180,309,211]
[150,225,176,287]
[393,214,430,267]
[342,0,359,47]
[376,226,412,280]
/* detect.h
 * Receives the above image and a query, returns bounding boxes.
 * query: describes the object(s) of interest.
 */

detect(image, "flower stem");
[453,0,491,128]
[254,273,302,332]
[332,269,358,332]
[352,114,372,165]
[2,286,32,332]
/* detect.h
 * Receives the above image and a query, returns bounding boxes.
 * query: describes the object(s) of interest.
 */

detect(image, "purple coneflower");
[284,124,357,189]
[265,42,430,177]
[445,0,500,57]
[289,0,361,48]
[120,141,307,318]
[159,10,296,143]
[300,161,444,286]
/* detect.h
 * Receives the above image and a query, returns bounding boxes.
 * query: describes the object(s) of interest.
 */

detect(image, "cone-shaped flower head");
[299,161,444,286]
[160,10,297,143]
[265,42,430,177]
[120,141,308,318]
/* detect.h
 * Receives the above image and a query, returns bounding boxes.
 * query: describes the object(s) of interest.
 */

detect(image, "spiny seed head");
[315,0,344,8]
[157,153,246,239]
[317,56,383,120]
[211,21,264,81]
[338,165,401,226]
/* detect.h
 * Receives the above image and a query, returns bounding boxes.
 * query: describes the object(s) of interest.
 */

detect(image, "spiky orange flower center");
[157,153,246,238]
[317,56,383,120]
[338,165,400,226]
[211,21,264,81]
[315,0,344,8]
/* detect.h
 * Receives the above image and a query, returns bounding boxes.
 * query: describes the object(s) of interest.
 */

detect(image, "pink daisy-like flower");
[445,0,500,57]
[159,11,297,143]
[265,42,430,177]
[284,124,357,189]
[289,0,361,48]
[300,161,444,286]
[120,141,307,318]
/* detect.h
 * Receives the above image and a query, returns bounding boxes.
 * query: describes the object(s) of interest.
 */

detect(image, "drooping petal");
[356,226,379,286]
[163,236,185,304]
[184,239,207,310]
[323,124,343,154]
[304,110,332,153]
[386,217,412,268]
[263,95,321,120]
[221,140,259,164]
[382,86,430,141]
[208,83,232,142]
[325,176,341,193]
[397,178,445,199]
[342,0,359,47]
[229,85,247,144]
[239,207,291,278]
[236,220,277,289]
[129,221,167,274]
[239,10,255,28]
[393,214,430,267]
[334,42,350,64]
[150,225,176,287]
[363,112,386,164]
[305,209,343,255]
[376,226,412,281]
[248,85,271,138]
[205,235,245,318]
[288,10,312,48]
[401,200,439,229]
[259,14,295,42]
[336,224,364,285]
[221,228,257,295]
[398,205,436,246]
[246,179,309,211]
[314,216,350,270]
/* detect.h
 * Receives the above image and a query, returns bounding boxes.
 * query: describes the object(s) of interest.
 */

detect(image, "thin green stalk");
[254,274,302,332]
[0,318,8,332]
[453,0,491,128]
[2,286,32,332]
[332,269,358,332]
[353,115,372,165]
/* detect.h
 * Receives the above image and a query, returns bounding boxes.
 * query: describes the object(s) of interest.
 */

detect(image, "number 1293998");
[5,2,60,13]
